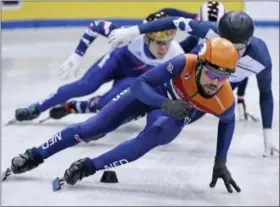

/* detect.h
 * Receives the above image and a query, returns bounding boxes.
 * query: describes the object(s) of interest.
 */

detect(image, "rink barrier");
[1,19,279,29]
[1,2,243,20]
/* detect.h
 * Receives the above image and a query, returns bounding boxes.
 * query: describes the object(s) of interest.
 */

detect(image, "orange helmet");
[198,37,238,74]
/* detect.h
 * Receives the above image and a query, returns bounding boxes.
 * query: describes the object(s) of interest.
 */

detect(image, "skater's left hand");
[209,156,241,193]
[59,52,82,80]
[108,26,140,48]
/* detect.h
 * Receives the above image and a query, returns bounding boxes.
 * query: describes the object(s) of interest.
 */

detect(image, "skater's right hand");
[161,99,191,120]
[209,156,241,193]
[59,52,82,80]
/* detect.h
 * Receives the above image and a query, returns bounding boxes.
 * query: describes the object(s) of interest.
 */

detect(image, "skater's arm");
[190,42,203,54]
[84,48,122,91]
[158,8,198,20]
[255,41,273,129]
[179,35,199,53]
[215,103,236,157]
[108,17,215,48]
[137,16,215,38]
[75,21,121,56]
[131,55,186,108]
[257,69,273,129]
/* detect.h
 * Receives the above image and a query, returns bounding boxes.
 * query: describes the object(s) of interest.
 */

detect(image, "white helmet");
[198,1,226,22]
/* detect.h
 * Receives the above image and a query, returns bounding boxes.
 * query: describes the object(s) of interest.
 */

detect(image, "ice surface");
[1,27,279,206]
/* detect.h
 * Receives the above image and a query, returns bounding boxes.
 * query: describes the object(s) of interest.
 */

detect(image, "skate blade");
[246,113,259,122]
[4,117,50,126]
[4,119,17,126]
[38,117,51,124]
[52,177,65,192]
[1,168,11,181]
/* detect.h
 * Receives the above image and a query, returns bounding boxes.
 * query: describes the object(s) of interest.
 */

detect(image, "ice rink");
[1,27,279,206]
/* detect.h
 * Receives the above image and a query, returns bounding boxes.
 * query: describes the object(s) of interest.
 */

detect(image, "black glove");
[161,99,191,120]
[209,156,241,193]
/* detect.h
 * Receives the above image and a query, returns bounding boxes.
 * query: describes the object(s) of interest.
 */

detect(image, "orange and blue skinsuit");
[32,54,235,171]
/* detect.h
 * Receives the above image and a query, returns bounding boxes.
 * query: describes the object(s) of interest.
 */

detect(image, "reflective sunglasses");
[202,65,230,82]
[150,38,173,46]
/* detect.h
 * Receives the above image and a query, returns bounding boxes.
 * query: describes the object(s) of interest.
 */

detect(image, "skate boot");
[64,158,96,185]
[49,101,77,119]
[11,148,44,174]
[15,104,40,121]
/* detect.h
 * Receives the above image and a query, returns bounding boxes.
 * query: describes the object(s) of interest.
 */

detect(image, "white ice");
[1,27,279,206]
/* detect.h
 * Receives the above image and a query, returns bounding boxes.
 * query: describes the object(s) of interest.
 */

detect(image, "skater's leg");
[88,109,183,170]
[35,55,118,112]
[49,77,136,119]
[36,89,148,159]
[76,77,136,113]
[15,50,120,121]
[237,78,248,98]
[62,109,184,185]
[10,89,149,174]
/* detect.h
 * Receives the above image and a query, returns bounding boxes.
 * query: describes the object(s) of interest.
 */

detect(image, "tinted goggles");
[202,65,230,82]
[149,38,173,45]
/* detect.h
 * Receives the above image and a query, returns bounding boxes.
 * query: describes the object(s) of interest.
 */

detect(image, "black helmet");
[145,11,169,22]
[218,11,254,44]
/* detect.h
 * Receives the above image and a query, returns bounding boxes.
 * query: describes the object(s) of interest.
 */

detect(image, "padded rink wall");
[2,1,245,29]
[1,1,279,29]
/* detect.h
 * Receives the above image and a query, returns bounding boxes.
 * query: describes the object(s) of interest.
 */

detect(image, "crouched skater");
[6,37,241,193]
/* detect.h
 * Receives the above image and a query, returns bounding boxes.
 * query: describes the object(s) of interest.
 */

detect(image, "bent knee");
[148,117,181,145]
[76,118,105,142]
[74,79,95,95]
